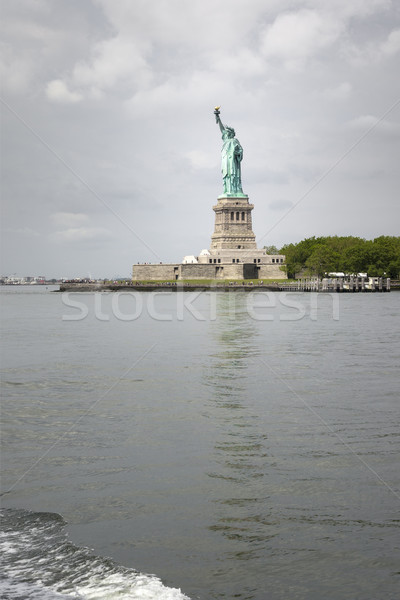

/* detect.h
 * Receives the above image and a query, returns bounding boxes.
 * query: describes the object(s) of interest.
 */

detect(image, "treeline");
[266,236,400,279]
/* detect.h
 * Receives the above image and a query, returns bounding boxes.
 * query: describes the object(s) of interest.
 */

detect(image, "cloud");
[268,199,294,211]
[49,214,112,243]
[0,42,34,93]
[185,150,214,170]
[94,0,268,52]
[260,9,344,69]
[50,227,112,243]
[344,27,400,66]
[46,79,82,103]
[325,0,391,20]
[380,28,400,57]
[50,213,89,227]
[323,82,352,101]
[45,34,154,103]
[5,227,40,237]
[71,36,152,95]
[1,0,400,277]
[212,48,265,78]
[348,115,400,137]
[125,70,226,117]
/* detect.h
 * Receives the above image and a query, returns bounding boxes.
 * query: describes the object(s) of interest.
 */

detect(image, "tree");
[263,245,279,255]
[305,246,339,277]
[342,242,370,274]
[388,259,400,279]
[278,236,400,278]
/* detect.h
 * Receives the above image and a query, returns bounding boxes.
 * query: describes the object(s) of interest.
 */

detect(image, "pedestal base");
[211,195,257,250]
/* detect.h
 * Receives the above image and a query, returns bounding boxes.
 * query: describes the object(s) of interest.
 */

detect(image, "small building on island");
[132,108,286,281]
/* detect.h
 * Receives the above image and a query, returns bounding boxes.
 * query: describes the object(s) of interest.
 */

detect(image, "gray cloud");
[1,0,399,278]
[268,199,294,211]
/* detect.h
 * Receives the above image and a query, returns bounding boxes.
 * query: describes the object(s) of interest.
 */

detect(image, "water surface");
[1,286,399,599]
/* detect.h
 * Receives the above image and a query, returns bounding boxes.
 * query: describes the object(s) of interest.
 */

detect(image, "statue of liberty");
[214,107,245,196]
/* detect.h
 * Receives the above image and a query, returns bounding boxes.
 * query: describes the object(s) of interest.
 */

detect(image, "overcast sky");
[1,0,399,278]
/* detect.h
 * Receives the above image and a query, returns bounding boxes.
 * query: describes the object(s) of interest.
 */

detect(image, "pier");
[58,276,392,293]
[278,277,391,292]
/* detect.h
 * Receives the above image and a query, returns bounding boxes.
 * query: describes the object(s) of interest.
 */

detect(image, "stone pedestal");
[210,195,257,250]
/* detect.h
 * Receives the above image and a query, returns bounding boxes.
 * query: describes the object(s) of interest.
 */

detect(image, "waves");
[0,509,190,600]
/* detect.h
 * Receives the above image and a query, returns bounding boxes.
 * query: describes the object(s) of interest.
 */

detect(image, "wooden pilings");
[278,277,390,292]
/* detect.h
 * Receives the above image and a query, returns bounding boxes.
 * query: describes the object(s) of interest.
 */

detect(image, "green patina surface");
[214,108,244,196]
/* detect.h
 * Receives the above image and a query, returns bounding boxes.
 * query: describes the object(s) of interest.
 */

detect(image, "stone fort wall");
[132,264,178,281]
[132,262,285,280]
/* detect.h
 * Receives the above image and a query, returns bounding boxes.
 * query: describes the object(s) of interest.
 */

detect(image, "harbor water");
[1,286,399,599]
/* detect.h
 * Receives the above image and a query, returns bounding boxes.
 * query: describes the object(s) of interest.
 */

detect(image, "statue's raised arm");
[214,106,225,134]
[213,107,245,197]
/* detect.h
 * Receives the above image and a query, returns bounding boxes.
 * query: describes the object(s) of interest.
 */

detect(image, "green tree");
[279,236,400,278]
[341,242,370,273]
[387,258,400,278]
[305,246,339,277]
[264,245,279,254]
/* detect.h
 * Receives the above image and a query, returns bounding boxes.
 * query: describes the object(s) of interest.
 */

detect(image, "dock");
[58,277,392,293]
[278,277,391,292]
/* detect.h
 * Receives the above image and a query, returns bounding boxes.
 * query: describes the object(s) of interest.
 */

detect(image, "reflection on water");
[2,288,399,600]
[201,292,400,600]
[204,294,276,593]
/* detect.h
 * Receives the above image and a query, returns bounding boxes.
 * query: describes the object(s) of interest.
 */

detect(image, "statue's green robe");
[221,132,243,194]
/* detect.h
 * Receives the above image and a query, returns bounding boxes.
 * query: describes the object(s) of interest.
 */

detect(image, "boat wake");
[0,508,190,600]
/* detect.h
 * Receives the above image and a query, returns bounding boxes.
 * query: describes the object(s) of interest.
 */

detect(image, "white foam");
[70,572,190,599]
[0,509,191,600]
[0,578,77,600]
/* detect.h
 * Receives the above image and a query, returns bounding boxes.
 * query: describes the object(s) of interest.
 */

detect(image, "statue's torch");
[214,106,221,122]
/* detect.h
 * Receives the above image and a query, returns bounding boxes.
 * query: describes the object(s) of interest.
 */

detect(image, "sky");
[1,0,399,279]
